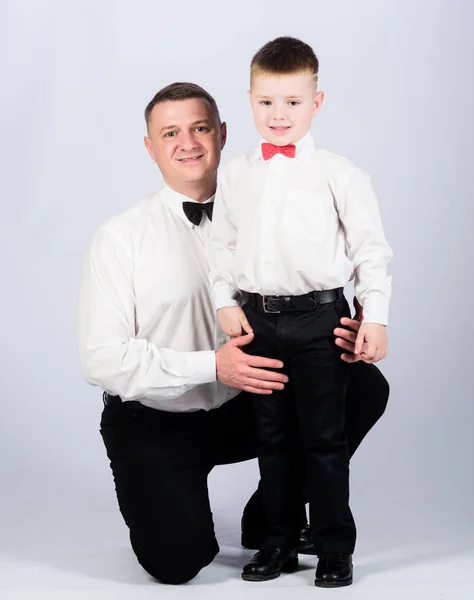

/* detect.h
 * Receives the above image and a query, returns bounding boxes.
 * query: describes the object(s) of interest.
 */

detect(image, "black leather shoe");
[297,524,316,555]
[314,552,353,588]
[242,547,299,582]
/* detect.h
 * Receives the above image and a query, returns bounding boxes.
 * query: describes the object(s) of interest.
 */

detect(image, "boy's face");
[248,71,324,146]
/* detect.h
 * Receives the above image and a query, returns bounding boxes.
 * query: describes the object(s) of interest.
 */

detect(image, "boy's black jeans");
[242,292,356,554]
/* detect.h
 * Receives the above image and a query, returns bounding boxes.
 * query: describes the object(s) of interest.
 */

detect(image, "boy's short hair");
[251,36,319,86]
[144,82,221,128]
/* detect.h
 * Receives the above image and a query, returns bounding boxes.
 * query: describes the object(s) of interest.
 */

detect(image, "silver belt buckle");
[263,295,281,314]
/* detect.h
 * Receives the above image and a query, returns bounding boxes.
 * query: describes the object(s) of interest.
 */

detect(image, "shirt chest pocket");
[283,190,329,242]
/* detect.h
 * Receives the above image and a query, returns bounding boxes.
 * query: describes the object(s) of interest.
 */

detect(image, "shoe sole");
[241,557,299,582]
[314,576,353,588]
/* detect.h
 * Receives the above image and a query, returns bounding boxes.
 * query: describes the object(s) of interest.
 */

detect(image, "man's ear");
[220,121,227,150]
[144,136,156,162]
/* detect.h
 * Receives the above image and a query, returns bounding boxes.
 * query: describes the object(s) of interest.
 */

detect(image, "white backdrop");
[1,0,473,596]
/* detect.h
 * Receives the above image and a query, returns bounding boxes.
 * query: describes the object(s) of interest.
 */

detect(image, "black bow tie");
[182,201,214,226]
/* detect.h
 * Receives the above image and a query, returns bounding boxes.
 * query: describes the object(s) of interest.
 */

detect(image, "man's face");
[144,98,226,190]
[248,71,324,145]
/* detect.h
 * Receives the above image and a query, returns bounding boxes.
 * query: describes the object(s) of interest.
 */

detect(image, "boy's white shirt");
[207,132,392,325]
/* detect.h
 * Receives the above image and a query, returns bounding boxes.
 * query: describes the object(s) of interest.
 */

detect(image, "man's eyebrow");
[159,119,213,134]
[159,124,179,134]
[190,119,213,127]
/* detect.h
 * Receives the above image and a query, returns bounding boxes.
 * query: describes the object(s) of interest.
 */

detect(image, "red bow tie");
[261,142,296,161]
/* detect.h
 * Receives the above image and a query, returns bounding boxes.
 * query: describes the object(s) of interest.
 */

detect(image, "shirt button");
[220,337,227,346]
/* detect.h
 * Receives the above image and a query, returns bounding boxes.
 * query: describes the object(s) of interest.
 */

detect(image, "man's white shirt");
[78,185,237,412]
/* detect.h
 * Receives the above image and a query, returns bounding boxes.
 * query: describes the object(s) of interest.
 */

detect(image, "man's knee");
[131,532,219,584]
[143,546,218,585]
[377,370,390,416]
[361,363,390,421]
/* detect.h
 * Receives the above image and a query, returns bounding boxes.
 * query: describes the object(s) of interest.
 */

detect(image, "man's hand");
[334,318,363,363]
[355,323,388,363]
[218,306,253,337]
[216,333,288,395]
[353,296,363,322]
[333,296,386,364]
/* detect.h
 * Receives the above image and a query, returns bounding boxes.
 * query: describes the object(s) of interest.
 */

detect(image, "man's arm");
[78,227,216,402]
[78,227,287,400]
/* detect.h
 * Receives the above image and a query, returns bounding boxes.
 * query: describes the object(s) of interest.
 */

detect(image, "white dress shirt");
[208,133,392,325]
[78,185,237,412]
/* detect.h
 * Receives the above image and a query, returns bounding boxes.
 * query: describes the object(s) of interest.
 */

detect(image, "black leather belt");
[247,288,343,314]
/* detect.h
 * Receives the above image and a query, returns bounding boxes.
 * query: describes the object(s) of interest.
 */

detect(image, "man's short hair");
[251,36,319,86]
[144,82,221,128]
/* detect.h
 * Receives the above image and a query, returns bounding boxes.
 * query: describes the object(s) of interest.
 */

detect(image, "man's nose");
[179,131,199,152]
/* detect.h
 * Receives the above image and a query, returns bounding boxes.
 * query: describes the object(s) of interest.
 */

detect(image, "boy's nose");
[271,105,287,120]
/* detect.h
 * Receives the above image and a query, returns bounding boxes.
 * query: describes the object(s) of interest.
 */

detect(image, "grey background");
[1,0,473,593]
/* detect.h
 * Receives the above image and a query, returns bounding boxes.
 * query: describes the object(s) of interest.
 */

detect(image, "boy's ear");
[313,90,325,116]
[247,89,252,101]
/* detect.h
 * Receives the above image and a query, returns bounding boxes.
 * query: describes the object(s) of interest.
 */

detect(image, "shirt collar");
[160,184,215,228]
[250,131,315,164]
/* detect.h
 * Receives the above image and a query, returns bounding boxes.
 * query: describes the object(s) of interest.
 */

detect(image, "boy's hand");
[354,323,388,363]
[218,306,253,338]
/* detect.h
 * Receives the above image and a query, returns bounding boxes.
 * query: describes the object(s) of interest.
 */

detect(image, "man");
[78,82,389,585]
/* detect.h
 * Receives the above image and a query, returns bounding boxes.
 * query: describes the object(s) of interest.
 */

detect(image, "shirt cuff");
[212,282,240,310]
[185,351,217,384]
[361,297,389,326]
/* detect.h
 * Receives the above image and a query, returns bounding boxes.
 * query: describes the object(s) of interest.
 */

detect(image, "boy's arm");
[335,168,393,325]
[207,169,242,309]
[78,228,216,402]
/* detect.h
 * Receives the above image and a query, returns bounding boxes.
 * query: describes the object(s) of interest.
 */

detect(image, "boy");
[208,37,392,587]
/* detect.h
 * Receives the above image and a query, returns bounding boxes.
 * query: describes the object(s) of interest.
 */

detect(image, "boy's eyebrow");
[253,95,304,99]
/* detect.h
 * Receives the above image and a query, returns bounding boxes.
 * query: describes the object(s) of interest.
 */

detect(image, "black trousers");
[100,355,389,584]
[242,296,356,553]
